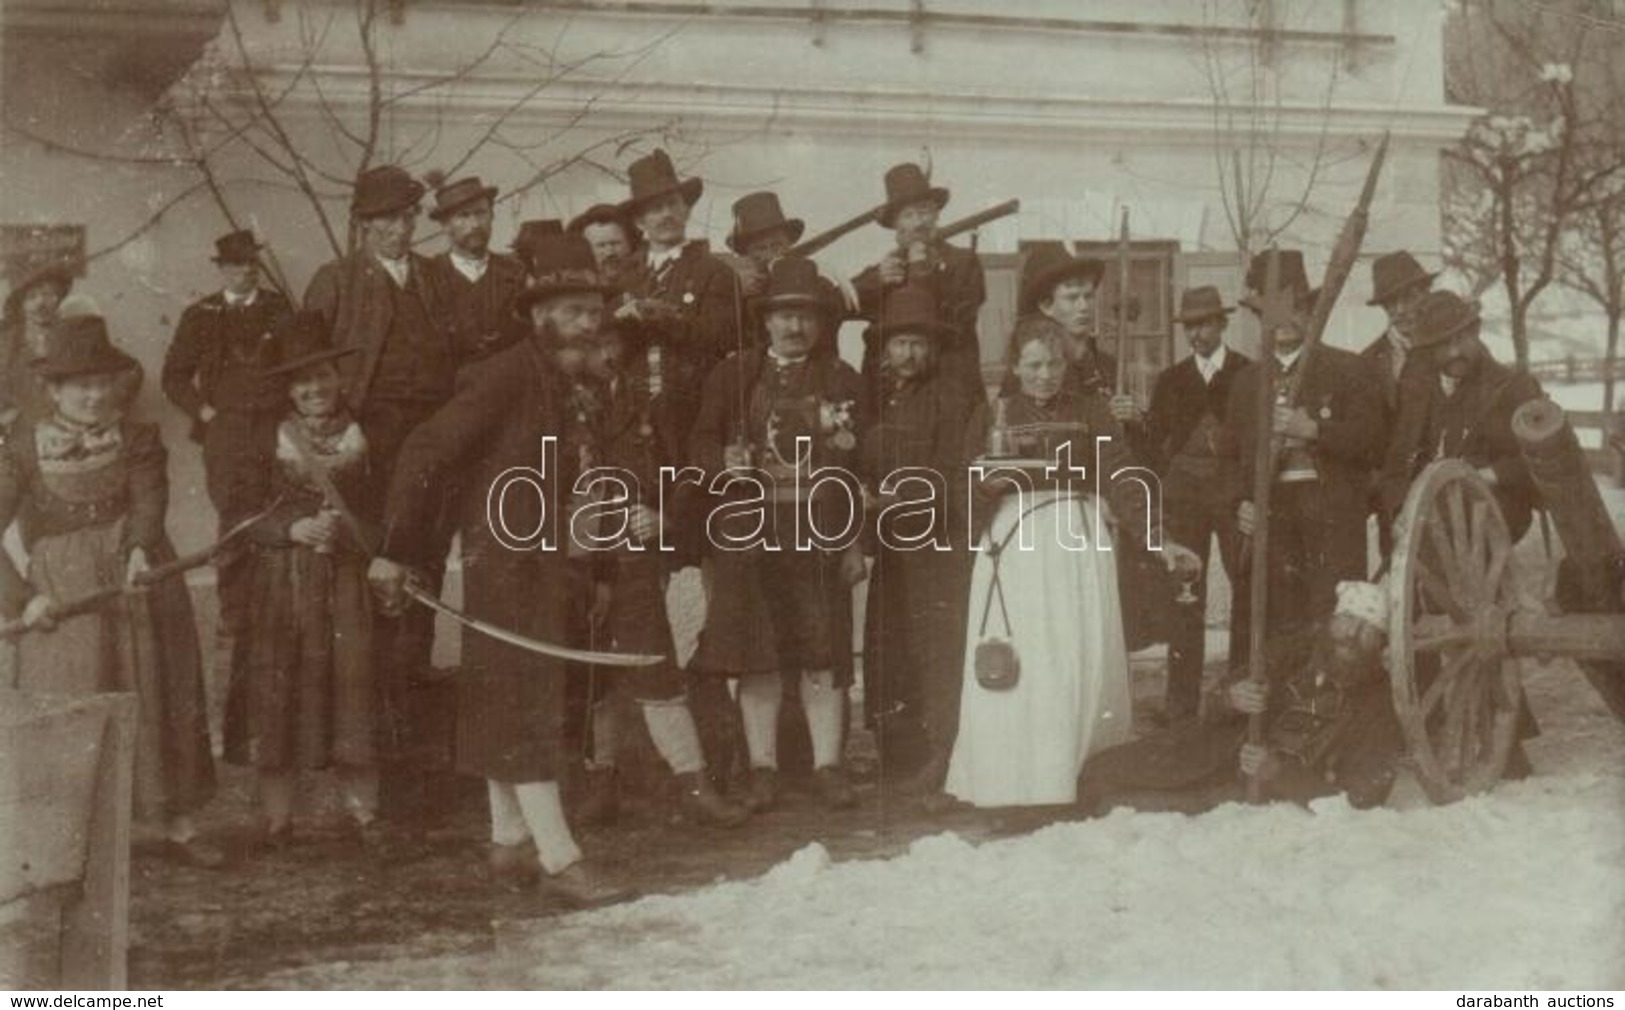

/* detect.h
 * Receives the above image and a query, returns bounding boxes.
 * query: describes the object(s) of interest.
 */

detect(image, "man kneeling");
[1077,580,1402,815]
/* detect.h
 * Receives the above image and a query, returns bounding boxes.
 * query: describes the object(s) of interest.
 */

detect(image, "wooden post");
[58,703,133,990]
[1244,250,1286,802]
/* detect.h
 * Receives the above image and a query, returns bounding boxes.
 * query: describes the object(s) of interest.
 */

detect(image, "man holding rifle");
[728,190,853,338]
[1224,250,1386,660]
[852,162,987,398]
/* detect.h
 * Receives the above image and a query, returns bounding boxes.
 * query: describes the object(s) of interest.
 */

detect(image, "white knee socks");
[642,701,706,776]
[739,672,784,769]
[486,779,582,874]
[801,669,845,771]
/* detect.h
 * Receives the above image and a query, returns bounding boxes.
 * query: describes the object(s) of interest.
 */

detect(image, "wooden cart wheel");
[1388,459,1524,803]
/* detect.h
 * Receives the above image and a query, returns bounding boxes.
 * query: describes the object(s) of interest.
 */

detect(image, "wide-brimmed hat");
[515,233,616,315]
[511,219,564,264]
[211,229,263,265]
[756,257,826,313]
[428,176,498,223]
[1018,241,1105,314]
[351,165,425,219]
[566,203,641,242]
[4,257,77,318]
[877,163,949,229]
[620,149,703,217]
[875,284,955,342]
[264,313,359,378]
[1240,249,1319,310]
[1174,285,1234,325]
[1366,250,1438,307]
[727,192,805,254]
[1409,290,1480,349]
[31,315,139,380]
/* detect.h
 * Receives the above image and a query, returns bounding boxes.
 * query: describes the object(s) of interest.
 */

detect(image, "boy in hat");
[727,191,852,330]
[856,284,976,798]
[304,163,458,822]
[1361,250,1437,412]
[1078,580,1404,814]
[1378,290,1545,545]
[689,257,867,812]
[567,204,641,287]
[1,315,221,865]
[614,148,743,461]
[368,231,632,908]
[1144,286,1251,721]
[1225,250,1387,660]
[427,174,526,365]
[852,162,986,398]
[162,230,293,640]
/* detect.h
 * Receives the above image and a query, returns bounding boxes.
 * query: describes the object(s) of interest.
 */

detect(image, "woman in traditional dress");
[0,315,219,865]
[944,316,1197,808]
[222,316,380,846]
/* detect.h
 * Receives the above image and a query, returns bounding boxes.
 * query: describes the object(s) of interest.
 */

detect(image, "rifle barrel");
[786,204,887,258]
[935,198,1021,242]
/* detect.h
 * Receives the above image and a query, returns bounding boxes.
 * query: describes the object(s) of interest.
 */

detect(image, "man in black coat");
[1144,286,1251,721]
[1359,250,1436,415]
[727,191,852,339]
[161,229,292,639]
[1226,250,1387,658]
[856,284,975,798]
[1379,290,1544,545]
[852,162,986,399]
[367,232,632,908]
[426,175,526,366]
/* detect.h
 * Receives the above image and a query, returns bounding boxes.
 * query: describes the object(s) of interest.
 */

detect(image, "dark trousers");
[1162,492,1242,719]
[1230,480,1367,672]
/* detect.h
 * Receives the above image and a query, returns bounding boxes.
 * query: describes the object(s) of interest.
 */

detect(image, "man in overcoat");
[368,231,632,907]
[1144,286,1250,721]
[1360,250,1436,415]
[851,162,986,398]
[1225,250,1387,659]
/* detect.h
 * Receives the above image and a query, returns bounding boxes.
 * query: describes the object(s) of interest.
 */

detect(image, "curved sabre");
[405,584,664,667]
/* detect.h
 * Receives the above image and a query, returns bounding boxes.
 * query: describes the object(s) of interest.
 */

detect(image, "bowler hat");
[1019,241,1105,314]
[264,313,359,378]
[1241,249,1319,310]
[211,229,263,265]
[1409,290,1480,349]
[727,192,805,254]
[428,176,498,223]
[1174,285,1234,324]
[875,284,954,343]
[756,257,826,313]
[31,315,139,380]
[514,233,615,315]
[1366,251,1437,307]
[351,165,425,220]
[621,149,703,216]
[877,163,949,229]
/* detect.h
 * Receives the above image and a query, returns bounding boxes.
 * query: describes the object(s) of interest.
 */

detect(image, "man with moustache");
[368,231,633,907]
[1144,286,1250,722]
[689,258,867,813]
[1225,251,1387,653]
[304,164,457,823]
[614,149,743,454]
[856,284,975,799]
[1379,291,1545,545]
[1360,251,1437,414]
[427,175,526,366]
[851,163,986,398]
[568,204,641,289]
[727,191,852,335]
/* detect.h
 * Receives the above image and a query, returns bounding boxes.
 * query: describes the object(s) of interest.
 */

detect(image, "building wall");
[2,0,1477,553]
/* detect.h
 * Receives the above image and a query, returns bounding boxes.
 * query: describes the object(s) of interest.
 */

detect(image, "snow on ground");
[266,655,1624,990]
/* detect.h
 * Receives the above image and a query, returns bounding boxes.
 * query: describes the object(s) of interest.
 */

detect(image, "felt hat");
[566,203,642,245]
[1240,249,1318,310]
[1174,285,1234,324]
[428,176,498,223]
[211,229,263,265]
[31,315,139,380]
[1408,290,1481,349]
[875,284,955,342]
[756,257,827,313]
[727,192,805,254]
[621,148,703,216]
[264,313,359,378]
[351,165,425,219]
[514,232,615,315]
[1019,241,1105,314]
[511,219,565,264]
[877,163,949,229]
[1367,251,1438,307]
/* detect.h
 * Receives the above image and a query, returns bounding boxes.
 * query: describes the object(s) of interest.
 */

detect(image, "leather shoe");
[741,767,778,813]
[542,860,635,909]
[489,840,541,892]
[676,771,749,828]
[813,765,858,810]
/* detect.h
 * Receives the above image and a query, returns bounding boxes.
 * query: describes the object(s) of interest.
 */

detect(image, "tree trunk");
[1510,301,1531,372]
[1605,308,1620,416]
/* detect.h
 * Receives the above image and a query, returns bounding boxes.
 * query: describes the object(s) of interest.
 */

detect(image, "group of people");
[0,147,1548,909]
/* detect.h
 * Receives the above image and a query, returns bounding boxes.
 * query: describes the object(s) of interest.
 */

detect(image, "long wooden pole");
[1244,248,1284,802]
[1114,208,1131,395]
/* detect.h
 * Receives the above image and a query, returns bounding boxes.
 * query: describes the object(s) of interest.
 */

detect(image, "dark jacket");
[1144,347,1251,481]
[429,251,527,365]
[1359,329,1408,417]
[1379,358,1544,543]
[161,288,293,433]
[858,365,975,543]
[302,251,456,413]
[377,338,585,782]
[854,240,986,394]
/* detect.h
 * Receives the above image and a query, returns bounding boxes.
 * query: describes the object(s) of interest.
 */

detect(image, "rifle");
[1114,208,1131,395]
[786,204,887,258]
[935,198,1021,245]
